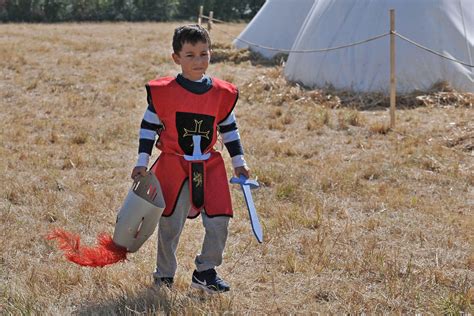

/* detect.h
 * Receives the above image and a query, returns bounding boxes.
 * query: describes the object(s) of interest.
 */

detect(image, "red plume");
[47,228,127,267]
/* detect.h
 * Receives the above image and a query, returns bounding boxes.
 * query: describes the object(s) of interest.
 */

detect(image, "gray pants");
[153,180,230,279]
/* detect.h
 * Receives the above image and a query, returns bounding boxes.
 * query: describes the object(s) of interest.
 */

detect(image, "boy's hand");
[234,165,250,179]
[131,166,147,180]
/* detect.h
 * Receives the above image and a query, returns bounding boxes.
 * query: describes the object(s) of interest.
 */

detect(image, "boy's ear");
[172,52,180,65]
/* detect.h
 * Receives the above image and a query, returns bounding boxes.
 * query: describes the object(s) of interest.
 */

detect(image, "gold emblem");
[183,120,210,139]
[193,171,203,187]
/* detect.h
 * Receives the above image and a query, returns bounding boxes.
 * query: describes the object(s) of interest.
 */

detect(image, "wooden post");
[208,11,214,32]
[198,6,203,25]
[390,9,396,128]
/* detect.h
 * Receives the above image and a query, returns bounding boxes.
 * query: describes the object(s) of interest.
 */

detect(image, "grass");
[0,22,473,314]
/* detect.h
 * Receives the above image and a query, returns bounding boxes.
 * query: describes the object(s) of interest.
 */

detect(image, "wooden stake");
[208,11,214,32]
[390,9,396,128]
[198,6,203,25]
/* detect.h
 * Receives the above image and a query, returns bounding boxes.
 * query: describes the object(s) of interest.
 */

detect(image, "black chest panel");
[176,112,215,155]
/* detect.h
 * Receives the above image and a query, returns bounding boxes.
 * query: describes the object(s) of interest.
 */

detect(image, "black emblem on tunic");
[191,162,205,208]
[176,112,214,155]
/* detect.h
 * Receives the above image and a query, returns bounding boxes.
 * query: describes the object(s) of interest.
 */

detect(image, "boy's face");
[172,41,211,81]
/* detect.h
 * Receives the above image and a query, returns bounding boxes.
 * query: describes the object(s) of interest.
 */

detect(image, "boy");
[131,24,250,293]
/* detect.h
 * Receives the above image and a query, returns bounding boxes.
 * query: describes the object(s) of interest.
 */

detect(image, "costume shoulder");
[211,77,239,124]
[147,76,176,88]
[146,77,176,108]
[211,77,238,95]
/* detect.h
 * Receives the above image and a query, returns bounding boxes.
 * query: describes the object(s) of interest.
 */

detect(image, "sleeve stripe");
[136,153,150,167]
[219,112,236,126]
[221,130,241,143]
[231,155,247,168]
[224,139,244,157]
[144,109,161,125]
[141,120,161,131]
[219,122,237,133]
[147,103,157,113]
[139,139,155,154]
[140,129,157,140]
[139,85,158,158]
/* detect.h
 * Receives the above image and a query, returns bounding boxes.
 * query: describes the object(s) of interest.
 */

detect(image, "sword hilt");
[183,135,211,161]
[230,175,259,189]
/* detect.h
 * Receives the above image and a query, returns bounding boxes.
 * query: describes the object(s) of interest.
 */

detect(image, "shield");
[113,172,165,252]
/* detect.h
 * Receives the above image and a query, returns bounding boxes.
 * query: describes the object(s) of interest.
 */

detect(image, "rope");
[208,18,474,67]
[213,26,390,53]
[394,31,474,68]
[200,15,225,23]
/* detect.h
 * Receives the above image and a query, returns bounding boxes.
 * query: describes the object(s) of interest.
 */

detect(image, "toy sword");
[230,175,263,243]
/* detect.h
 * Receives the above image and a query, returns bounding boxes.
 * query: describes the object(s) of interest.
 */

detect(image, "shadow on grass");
[76,285,233,315]
[76,286,172,315]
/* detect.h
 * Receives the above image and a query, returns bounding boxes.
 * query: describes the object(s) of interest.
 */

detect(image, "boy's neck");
[181,73,205,82]
[176,73,212,95]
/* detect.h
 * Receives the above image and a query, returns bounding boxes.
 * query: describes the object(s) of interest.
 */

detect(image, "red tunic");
[148,76,238,218]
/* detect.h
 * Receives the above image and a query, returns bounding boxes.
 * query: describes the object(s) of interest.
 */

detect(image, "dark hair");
[172,24,211,54]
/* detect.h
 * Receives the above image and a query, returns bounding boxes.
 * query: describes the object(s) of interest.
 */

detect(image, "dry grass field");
[1,22,473,314]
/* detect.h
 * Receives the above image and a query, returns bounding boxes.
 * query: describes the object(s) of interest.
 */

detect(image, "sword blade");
[241,184,263,243]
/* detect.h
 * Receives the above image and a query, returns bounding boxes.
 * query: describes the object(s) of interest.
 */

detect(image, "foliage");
[0,0,264,22]
[177,0,265,20]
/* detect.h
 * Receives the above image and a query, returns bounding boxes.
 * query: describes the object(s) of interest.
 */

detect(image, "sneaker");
[191,269,230,293]
[154,277,174,288]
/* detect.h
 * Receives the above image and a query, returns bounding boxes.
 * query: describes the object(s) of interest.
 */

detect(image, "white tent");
[233,0,316,59]
[284,0,474,93]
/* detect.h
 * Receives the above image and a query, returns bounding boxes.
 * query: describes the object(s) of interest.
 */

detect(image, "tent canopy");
[284,0,473,93]
[233,0,316,59]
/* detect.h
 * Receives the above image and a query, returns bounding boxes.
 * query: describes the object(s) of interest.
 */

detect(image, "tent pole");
[390,9,396,128]
[198,6,203,25]
[208,11,214,32]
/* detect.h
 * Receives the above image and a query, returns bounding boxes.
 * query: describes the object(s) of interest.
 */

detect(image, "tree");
[43,0,63,21]
[0,0,264,22]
